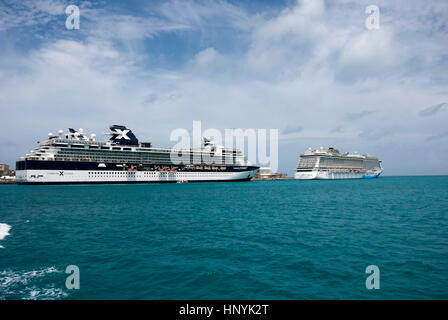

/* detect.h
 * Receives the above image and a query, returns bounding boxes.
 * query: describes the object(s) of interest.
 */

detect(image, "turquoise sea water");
[0,176,447,299]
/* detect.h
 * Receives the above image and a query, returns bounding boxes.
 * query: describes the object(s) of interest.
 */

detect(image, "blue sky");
[0,0,447,175]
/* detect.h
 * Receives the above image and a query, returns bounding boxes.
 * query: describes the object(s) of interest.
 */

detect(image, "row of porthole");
[88,172,136,174]
[86,173,229,175]
[86,172,231,176]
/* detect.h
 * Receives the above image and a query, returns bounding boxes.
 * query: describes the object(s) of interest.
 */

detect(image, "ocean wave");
[0,223,11,248]
[0,267,68,300]
[25,287,68,300]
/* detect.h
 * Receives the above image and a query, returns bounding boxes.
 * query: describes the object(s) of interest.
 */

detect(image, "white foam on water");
[0,223,11,248]
[0,266,68,300]
[25,287,68,300]
[0,223,11,240]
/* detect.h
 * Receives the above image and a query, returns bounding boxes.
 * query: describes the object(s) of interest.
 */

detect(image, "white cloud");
[157,0,255,31]
[336,27,399,81]
[0,0,71,31]
[192,47,221,67]
[245,0,327,79]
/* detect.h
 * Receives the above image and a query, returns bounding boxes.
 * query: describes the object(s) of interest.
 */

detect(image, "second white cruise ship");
[295,147,382,180]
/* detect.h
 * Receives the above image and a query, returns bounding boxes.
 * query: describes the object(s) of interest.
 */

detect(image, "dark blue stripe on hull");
[16,160,258,172]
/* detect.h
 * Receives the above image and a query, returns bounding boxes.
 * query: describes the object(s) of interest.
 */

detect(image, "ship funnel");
[109,125,139,146]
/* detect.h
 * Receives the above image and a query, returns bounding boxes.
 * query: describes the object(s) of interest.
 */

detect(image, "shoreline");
[0,180,15,184]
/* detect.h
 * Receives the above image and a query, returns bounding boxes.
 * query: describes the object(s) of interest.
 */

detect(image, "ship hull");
[16,167,259,184]
[294,169,382,180]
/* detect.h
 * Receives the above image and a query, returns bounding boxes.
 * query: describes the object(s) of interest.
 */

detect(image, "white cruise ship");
[15,125,259,185]
[294,147,382,180]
